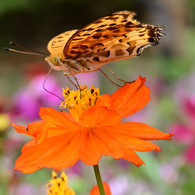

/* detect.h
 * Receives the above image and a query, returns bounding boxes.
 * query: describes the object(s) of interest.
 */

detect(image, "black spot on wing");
[98,24,107,28]
[109,23,116,26]
[103,35,110,38]
[93,56,100,61]
[92,33,102,39]
[107,26,118,30]
[113,30,120,33]
[80,45,89,49]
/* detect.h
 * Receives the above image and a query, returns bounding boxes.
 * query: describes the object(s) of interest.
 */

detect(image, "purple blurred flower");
[159,163,178,184]
[9,183,45,195]
[109,176,130,195]
[68,160,82,176]
[11,74,62,121]
[109,176,157,195]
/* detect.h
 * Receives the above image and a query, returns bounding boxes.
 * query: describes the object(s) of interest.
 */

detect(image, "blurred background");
[0,0,195,194]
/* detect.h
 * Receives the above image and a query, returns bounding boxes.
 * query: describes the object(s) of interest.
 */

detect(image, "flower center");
[60,85,99,121]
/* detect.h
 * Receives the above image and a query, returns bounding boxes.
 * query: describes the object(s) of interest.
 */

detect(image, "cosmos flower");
[11,76,173,174]
[89,182,111,195]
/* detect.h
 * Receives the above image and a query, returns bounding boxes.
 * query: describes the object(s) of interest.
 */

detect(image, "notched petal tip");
[11,122,31,136]
[137,75,146,83]
[160,133,174,141]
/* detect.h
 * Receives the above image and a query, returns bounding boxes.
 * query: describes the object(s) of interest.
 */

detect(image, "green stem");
[93,165,106,195]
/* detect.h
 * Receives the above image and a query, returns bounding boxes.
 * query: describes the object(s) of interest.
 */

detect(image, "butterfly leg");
[99,69,122,87]
[103,65,128,83]
[64,74,79,89]
[57,58,81,90]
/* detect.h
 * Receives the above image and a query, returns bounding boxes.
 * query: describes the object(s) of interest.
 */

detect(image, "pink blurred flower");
[11,74,62,121]
[185,144,195,163]
[183,94,195,121]
[170,124,194,144]
[170,95,195,164]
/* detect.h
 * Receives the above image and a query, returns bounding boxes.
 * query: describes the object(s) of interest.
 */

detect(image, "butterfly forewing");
[47,29,78,55]
[63,11,163,65]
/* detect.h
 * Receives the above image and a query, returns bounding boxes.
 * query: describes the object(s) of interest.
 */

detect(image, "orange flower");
[89,182,111,195]
[11,76,173,174]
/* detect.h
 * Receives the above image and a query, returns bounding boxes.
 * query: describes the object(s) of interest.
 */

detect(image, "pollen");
[61,85,99,121]
[46,171,75,195]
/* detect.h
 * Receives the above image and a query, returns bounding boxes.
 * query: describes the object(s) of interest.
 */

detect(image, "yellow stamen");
[61,85,99,121]
[46,171,75,195]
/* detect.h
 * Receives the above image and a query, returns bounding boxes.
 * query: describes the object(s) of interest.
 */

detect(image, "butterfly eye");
[52,56,59,65]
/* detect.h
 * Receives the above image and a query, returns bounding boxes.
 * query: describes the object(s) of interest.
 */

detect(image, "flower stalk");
[93,165,106,195]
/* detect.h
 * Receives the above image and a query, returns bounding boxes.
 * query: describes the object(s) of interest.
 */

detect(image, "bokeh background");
[1,0,195,194]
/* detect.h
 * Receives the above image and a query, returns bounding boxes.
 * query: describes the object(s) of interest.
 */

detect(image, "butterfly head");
[45,55,64,71]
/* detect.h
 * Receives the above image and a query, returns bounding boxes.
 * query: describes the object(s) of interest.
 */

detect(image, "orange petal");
[96,94,112,108]
[103,126,160,152]
[78,106,121,127]
[109,122,173,140]
[79,128,124,164]
[110,76,150,118]
[91,128,124,158]
[12,120,72,144]
[27,121,50,143]
[15,132,80,173]
[78,129,101,165]
[89,182,112,195]
[11,123,31,136]
[36,132,80,170]
[14,139,40,173]
[123,148,145,167]
[39,107,79,128]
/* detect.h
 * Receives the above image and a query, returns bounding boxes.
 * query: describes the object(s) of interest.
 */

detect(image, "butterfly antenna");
[43,68,64,102]
[4,47,46,56]
[4,41,47,56]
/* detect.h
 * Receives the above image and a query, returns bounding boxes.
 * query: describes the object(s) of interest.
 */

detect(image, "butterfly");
[45,11,164,75]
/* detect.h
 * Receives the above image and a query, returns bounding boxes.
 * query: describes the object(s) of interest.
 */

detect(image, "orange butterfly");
[45,11,164,75]
[6,11,164,76]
